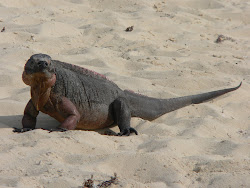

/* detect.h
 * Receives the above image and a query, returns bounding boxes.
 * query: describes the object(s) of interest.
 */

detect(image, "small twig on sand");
[125,26,133,32]
[1,27,5,32]
[215,34,235,43]
[83,173,118,188]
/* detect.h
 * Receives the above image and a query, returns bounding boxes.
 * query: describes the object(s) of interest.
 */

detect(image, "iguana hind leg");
[113,97,138,136]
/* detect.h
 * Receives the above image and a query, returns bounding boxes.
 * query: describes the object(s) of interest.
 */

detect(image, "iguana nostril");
[38,61,48,67]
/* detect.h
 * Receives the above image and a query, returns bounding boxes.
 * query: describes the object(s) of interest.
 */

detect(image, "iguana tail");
[124,82,242,121]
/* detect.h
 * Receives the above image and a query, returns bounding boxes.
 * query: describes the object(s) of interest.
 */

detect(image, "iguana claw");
[13,127,34,133]
[47,127,68,133]
[117,128,138,136]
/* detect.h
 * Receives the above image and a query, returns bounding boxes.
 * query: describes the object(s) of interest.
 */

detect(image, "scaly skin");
[14,54,241,136]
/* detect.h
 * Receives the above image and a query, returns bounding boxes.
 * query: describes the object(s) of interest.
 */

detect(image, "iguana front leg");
[13,99,39,132]
[14,97,81,133]
[53,96,81,131]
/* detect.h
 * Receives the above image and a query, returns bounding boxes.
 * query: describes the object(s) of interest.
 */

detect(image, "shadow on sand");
[0,113,58,130]
[0,113,117,135]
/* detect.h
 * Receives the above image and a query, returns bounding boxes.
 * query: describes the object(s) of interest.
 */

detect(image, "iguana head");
[22,54,56,87]
[22,54,57,110]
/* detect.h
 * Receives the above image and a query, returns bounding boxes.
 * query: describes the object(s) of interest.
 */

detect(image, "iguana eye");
[26,59,34,65]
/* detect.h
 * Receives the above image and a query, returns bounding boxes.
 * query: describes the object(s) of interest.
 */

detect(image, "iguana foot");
[113,97,137,136]
[13,127,34,133]
[13,127,67,133]
[45,127,68,133]
[117,128,138,136]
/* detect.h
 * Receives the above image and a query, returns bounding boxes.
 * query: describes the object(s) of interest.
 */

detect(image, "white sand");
[0,0,249,187]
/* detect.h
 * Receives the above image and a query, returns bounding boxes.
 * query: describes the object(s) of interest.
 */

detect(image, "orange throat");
[23,71,56,111]
[31,85,51,111]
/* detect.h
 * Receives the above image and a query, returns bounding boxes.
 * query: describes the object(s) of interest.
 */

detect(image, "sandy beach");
[0,0,249,187]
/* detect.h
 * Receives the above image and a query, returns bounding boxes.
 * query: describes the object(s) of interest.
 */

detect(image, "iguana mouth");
[24,67,32,73]
[22,68,56,87]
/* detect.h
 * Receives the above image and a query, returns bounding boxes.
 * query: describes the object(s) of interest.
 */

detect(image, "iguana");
[14,54,241,135]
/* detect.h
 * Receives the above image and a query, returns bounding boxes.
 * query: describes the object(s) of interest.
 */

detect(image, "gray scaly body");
[14,54,241,136]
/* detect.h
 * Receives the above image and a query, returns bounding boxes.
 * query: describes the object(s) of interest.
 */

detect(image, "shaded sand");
[0,0,249,187]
